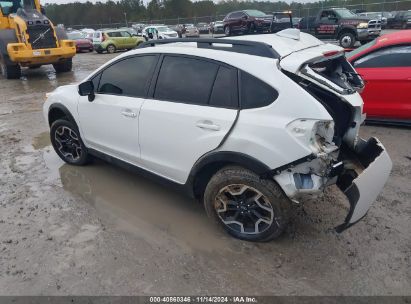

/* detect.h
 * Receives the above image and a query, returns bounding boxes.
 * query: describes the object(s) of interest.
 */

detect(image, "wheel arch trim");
[186,151,272,198]
[48,103,77,127]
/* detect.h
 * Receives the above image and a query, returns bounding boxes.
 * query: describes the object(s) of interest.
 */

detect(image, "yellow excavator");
[0,0,76,79]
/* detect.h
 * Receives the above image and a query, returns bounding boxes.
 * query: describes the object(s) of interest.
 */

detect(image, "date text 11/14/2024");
[149,296,258,303]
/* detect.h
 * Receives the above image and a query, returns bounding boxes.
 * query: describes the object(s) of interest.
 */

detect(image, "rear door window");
[240,72,278,109]
[121,31,131,37]
[97,55,157,97]
[154,56,219,105]
[107,32,121,38]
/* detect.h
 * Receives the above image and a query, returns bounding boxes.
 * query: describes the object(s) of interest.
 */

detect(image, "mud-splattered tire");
[203,166,291,242]
[50,119,89,166]
[0,61,21,79]
[53,59,72,73]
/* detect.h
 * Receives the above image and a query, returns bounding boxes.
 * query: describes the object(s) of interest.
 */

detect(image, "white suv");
[43,29,392,241]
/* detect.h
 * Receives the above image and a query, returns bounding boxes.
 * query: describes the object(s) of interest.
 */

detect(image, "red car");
[347,30,411,124]
[67,31,94,53]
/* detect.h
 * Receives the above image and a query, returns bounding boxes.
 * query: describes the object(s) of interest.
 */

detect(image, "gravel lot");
[0,51,410,296]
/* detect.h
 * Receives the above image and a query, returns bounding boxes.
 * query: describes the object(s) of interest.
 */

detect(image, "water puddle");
[42,148,232,252]
[32,131,51,150]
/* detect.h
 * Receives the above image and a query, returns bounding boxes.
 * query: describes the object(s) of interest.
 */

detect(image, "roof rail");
[138,38,280,59]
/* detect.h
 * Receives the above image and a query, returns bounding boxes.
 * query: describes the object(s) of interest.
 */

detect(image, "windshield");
[244,10,266,17]
[334,9,358,18]
[346,39,377,58]
[0,0,35,15]
[67,32,85,40]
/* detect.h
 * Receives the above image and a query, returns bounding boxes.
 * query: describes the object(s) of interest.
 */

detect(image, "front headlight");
[357,22,368,29]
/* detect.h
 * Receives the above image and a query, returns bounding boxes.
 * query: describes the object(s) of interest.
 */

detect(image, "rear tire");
[53,58,72,73]
[0,60,21,79]
[50,119,89,166]
[203,166,291,242]
[106,44,116,54]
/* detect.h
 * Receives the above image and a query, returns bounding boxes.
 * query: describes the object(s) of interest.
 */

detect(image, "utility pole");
[124,12,128,27]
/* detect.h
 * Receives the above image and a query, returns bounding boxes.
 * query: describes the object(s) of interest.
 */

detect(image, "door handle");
[196,120,220,131]
[121,110,137,118]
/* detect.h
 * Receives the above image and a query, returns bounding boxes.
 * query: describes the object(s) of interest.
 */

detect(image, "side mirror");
[78,80,95,102]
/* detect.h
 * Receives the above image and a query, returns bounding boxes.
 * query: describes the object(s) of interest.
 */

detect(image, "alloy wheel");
[341,35,352,48]
[54,126,82,162]
[107,45,115,53]
[214,184,274,235]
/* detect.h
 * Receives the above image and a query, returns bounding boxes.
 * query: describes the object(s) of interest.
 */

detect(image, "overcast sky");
[42,0,319,5]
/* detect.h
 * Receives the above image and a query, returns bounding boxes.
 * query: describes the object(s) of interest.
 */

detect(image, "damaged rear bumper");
[335,137,392,232]
[273,137,391,232]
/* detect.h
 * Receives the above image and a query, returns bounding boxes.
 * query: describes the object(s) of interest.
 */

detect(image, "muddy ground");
[0,52,410,296]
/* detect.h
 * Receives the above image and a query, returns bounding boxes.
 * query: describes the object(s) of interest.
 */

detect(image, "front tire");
[50,119,89,166]
[203,166,291,242]
[248,23,256,34]
[224,26,231,36]
[339,32,356,48]
[53,58,72,73]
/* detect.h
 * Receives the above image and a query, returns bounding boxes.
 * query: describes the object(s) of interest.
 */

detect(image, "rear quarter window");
[240,72,278,109]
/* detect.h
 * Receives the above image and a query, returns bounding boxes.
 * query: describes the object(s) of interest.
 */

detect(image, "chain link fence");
[67,0,411,30]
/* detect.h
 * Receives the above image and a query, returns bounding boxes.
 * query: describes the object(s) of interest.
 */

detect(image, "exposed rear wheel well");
[192,161,234,200]
[192,157,271,200]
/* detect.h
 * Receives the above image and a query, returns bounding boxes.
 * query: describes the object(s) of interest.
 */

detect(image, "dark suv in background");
[223,9,272,36]
[388,11,411,29]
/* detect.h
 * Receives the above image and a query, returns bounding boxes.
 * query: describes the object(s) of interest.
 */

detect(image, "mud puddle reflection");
[32,131,51,150]
[42,148,232,252]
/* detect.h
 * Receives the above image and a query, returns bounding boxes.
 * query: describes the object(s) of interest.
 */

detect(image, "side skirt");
[88,148,196,199]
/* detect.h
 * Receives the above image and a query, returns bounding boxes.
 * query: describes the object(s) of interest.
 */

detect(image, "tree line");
[44,0,411,28]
